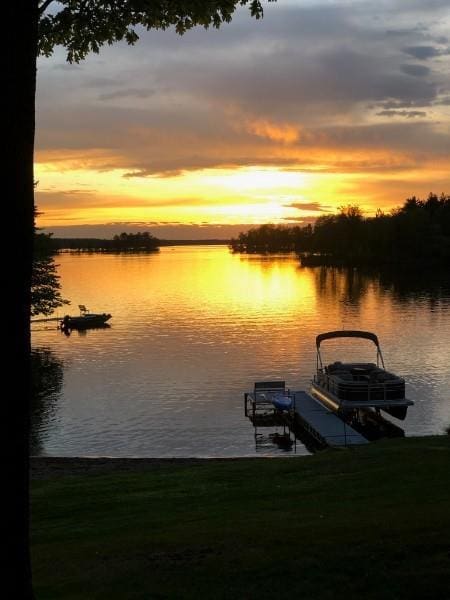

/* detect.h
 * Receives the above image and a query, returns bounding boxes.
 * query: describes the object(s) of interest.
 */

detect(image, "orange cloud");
[243,118,300,144]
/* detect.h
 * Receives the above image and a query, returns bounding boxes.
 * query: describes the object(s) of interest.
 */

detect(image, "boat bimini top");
[315,330,385,370]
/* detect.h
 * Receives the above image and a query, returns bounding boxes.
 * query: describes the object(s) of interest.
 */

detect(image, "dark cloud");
[376,110,427,118]
[386,27,425,38]
[386,0,450,11]
[377,98,433,109]
[154,45,439,122]
[122,168,185,178]
[400,64,431,77]
[402,46,442,59]
[321,122,450,156]
[286,202,332,213]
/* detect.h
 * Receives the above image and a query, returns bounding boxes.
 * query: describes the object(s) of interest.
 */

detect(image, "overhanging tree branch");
[38,0,269,62]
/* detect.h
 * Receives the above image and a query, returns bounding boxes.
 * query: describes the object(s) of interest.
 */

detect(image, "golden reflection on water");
[31,246,450,457]
[57,247,318,325]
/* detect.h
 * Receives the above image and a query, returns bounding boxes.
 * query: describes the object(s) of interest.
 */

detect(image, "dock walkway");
[293,391,368,446]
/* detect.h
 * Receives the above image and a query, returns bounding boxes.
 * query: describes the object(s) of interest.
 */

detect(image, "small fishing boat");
[60,305,112,331]
[311,330,413,420]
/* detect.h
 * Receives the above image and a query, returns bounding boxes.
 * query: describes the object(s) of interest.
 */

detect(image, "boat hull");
[61,313,112,330]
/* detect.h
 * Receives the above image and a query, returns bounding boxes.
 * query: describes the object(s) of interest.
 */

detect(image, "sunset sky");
[36,0,450,239]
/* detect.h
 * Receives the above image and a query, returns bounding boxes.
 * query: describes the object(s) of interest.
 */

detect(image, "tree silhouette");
[32,232,69,316]
[7,1,268,594]
[230,194,450,264]
[112,231,159,251]
[33,208,69,316]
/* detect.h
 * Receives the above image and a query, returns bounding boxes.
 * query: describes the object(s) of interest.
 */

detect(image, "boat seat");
[333,370,354,381]
[373,371,398,382]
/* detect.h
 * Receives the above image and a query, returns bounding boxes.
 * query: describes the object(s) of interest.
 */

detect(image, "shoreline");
[30,454,300,479]
[30,433,449,479]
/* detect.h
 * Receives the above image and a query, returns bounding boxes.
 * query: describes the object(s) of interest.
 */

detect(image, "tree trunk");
[6,1,39,596]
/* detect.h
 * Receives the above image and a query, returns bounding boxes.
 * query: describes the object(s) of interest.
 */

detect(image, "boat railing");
[314,371,405,402]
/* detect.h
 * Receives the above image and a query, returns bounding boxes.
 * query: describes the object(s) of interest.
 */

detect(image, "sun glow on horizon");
[35,161,335,226]
[35,155,450,230]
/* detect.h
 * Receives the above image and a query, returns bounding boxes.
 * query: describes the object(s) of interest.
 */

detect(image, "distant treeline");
[158,239,229,246]
[51,232,159,252]
[230,193,450,265]
[50,236,230,250]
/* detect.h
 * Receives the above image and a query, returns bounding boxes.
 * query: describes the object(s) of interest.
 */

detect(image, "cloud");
[82,76,119,88]
[402,46,442,60]
[99,88,156,101]
[242,118,299,144]
[376,99,433,109]
[35,114,450,179]
[286,202,332,213]
[122,168,185,178]
[400,64,431,77]
[376,110,427,118]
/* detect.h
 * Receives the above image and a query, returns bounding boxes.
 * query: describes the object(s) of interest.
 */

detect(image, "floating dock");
[292,391,368,447]
[30,317,62,323]
[244,385,369,448]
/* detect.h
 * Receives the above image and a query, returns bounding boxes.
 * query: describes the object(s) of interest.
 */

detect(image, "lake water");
[31,246,450,457]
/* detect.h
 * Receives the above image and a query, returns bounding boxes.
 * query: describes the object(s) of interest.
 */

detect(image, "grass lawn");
[31,436,450,599]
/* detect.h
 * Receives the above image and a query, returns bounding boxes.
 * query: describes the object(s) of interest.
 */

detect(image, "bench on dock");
[244,381,291,417]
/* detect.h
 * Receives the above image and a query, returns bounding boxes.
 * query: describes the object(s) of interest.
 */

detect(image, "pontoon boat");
[311,330,413,420]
